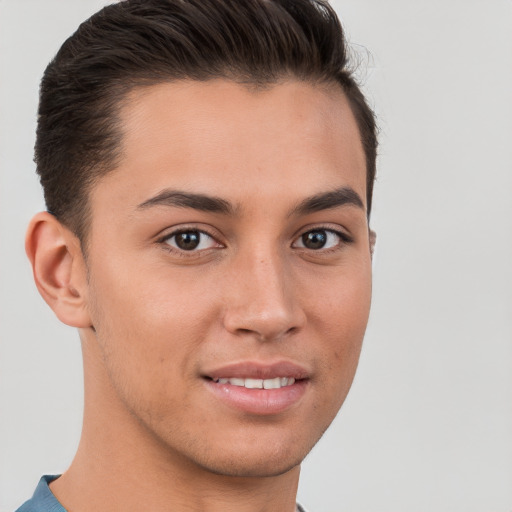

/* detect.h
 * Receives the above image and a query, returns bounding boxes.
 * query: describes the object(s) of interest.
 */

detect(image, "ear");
[369,229,377,257]
[25,211,92,328]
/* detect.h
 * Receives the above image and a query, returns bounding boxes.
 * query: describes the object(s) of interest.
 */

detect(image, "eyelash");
[157,227,222,256]
[292,225,354,253]
[157,225,353,256]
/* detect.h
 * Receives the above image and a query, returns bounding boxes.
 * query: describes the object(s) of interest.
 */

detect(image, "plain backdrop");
[1,1,511,511]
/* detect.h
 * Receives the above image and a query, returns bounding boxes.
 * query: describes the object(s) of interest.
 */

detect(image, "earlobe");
[25,212,92,328]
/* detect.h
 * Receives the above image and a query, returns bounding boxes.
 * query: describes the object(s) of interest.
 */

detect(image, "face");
[82,79,372,478]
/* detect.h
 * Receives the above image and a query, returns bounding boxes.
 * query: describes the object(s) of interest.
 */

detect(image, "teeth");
[213,377,296,389]
[263,377,281,389]
[245,378,263,389]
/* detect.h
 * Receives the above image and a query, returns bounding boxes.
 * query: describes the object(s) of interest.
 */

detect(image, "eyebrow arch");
[290,186,365,216]
[136,189,234,215]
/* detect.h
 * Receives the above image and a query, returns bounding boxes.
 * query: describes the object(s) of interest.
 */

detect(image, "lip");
[204,360,310,380]
[203,360,310,415]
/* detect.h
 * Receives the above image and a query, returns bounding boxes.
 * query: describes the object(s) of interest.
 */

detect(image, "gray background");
[1,1,511,511]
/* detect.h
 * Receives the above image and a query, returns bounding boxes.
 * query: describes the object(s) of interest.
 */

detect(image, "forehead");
[93,79,367,215]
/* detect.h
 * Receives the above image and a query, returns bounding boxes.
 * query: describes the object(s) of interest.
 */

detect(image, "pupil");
[303,230,327,249]
[176,232,200,250]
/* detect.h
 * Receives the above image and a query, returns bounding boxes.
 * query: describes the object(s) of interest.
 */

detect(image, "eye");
[163,230,219,251]
[293,228,346,250]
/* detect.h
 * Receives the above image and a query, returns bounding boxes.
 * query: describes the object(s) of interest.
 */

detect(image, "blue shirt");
[15,475,66,512]
[16,475,309,512]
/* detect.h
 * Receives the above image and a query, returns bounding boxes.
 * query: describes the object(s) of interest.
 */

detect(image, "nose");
[222,250,306,342]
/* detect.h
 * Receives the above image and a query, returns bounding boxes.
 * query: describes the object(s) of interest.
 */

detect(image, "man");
[18,0,377,510]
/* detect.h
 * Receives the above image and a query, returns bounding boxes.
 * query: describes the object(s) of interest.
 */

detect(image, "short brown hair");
[36,0,377,241]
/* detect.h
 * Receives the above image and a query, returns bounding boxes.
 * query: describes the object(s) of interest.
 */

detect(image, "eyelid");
[155,223,222,241]
[292,223,353,243]
[156,224,225,253]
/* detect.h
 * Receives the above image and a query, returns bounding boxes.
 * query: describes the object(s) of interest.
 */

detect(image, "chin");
[197,450,305,478]
[181,428,323,479]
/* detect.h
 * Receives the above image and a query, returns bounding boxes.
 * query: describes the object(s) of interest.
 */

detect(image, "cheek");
[307,258,372,341]
[305,260,372,397]
[89,248,218,330]
[85,259,215,389]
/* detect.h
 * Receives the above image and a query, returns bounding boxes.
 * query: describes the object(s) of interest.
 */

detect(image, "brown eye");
[175,231,201,250]
[164,230,219,252]
[293,228,348,251]
[302,230,328,249]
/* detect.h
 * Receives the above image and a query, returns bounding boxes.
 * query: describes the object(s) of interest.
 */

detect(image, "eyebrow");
[136,186,364,217]
[137,190,234,215]
[290,187,365,216]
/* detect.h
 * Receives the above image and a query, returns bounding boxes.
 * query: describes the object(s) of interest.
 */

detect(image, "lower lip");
[204,379,308,415]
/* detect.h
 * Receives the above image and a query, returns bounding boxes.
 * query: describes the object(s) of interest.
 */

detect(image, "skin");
[26,79,373,512]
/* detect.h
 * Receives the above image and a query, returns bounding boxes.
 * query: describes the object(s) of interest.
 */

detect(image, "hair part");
[36,0,378,242]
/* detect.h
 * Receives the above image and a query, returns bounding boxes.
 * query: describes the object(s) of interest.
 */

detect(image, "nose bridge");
[222,242,304,340]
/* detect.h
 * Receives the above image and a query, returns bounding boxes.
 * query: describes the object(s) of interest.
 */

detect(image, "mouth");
[203,361,310,415]
[210,376,297,389]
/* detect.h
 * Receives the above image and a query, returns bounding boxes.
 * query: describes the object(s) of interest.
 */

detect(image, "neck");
[51,337,300,512]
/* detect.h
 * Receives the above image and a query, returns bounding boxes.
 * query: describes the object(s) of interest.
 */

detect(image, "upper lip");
[203,360,310,380]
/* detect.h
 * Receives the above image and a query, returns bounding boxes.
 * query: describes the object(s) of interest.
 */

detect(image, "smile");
[212,377,296,389]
